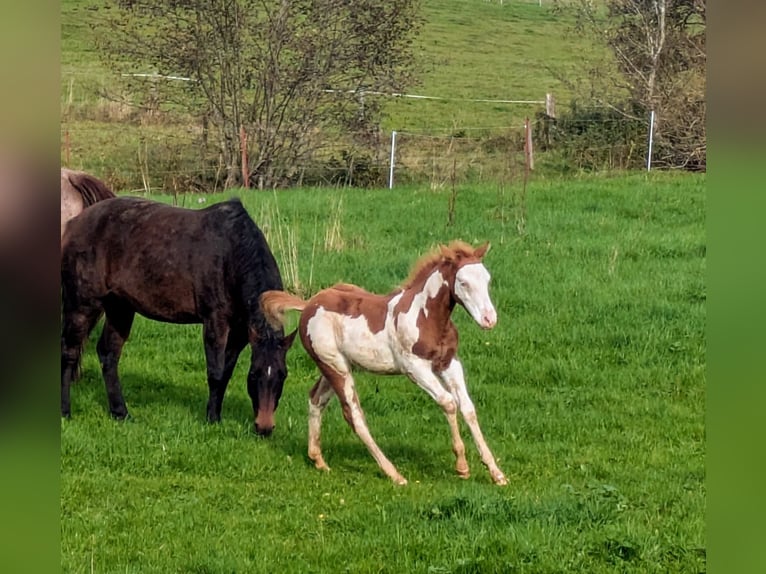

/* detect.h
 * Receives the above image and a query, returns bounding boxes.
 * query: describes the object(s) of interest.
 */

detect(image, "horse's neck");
[400,265,456,329]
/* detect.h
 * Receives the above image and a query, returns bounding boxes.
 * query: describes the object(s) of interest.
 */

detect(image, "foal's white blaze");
[454,263,497,329]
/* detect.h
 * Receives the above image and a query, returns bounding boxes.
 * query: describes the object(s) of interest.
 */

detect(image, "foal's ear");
[474,241,491,259]
[282,329,298,349]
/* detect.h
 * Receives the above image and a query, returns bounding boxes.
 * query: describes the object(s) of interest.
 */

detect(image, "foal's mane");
[399,240,478,289]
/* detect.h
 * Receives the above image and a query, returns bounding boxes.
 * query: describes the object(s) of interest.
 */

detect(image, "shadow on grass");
[67,369,254,426]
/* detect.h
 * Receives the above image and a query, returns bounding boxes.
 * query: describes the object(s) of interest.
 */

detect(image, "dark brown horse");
[61,196,296,435]
[60,168,116,240]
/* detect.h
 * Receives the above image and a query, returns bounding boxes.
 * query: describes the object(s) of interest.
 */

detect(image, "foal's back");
[298,283,404,374]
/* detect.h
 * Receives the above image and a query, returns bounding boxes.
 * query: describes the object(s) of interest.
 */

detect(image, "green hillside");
[61,0,604,187]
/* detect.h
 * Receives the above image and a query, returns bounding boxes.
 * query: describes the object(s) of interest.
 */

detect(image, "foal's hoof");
[110,410,130,421]
[392,475,408,486]
[493,473,508,486]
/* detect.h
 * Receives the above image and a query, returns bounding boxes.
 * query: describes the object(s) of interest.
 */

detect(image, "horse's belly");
[342,341,398,373]
[338,321,398,373]
[306,308,399,374]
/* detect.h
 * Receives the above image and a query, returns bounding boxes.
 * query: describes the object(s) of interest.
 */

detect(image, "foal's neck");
[407,265,456,328]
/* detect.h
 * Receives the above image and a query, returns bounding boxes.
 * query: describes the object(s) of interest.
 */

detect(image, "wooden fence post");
[240,125,249,188]
[524,117,534,172]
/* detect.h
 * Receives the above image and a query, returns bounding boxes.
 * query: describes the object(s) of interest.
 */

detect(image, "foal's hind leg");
[61,303,103,418]
[321,367,408,485]
[97,300,135,419]
[307,375,335,471]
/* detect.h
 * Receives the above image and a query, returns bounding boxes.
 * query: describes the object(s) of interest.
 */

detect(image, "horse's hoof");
[493,473,508,486]
[393,476,408,486]
[111,410,130,421]
[456,466,471,479]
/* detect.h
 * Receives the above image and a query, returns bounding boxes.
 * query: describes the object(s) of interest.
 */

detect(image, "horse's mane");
[222,199,285,333]
[399,240,477,289]
[63,169,116,206]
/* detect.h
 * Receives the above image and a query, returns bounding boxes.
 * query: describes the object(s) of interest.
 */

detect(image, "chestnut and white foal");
[261,241,507,486]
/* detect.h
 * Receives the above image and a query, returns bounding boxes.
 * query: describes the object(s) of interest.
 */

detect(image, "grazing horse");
[261,241,507,485]
[60,168,115,239]
[61,196,296,435]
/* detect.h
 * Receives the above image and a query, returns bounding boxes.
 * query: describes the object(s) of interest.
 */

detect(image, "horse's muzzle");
[254,419,274,437]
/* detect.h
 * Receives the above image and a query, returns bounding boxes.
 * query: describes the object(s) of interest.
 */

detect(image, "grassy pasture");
[61,172,705,573]
[61,0,605,188]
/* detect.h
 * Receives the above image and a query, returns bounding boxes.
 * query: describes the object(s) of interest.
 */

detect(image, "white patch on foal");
[454,263,497,329]
[393,270,447,352]
[306,306,398,373]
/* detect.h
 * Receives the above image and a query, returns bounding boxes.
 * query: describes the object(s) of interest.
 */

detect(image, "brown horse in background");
[61,196,297,435]
[60,168,115,239]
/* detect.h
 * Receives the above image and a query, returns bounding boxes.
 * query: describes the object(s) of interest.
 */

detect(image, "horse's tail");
[260,290,308,330]
[63,169,116,206]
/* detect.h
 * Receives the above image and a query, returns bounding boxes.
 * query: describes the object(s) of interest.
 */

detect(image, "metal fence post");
[647,110,655,171]
[388,130,397,189]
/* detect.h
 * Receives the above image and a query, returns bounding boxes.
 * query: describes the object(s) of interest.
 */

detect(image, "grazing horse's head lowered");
[247,327,297,436]
[61,197,296,435]
[260,240,507,486]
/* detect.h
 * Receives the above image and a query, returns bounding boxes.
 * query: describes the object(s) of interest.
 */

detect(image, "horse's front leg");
[203,317,230,423]
[406,361,470,479]
[438,359,507,486]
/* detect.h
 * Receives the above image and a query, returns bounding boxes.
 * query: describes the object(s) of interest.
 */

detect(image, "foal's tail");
[260,290,308,330]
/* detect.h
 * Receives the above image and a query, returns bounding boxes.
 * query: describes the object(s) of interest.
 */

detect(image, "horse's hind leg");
[96,300,135,420]
[61,303,103,418]
[307,375,335,471]
[323,367,408,485]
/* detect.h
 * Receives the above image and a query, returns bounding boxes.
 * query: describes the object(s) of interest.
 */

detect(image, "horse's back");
[61,197,281,323]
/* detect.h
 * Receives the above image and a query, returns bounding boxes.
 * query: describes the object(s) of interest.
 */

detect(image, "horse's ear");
[282,329,298,349]
[474,241,491,259]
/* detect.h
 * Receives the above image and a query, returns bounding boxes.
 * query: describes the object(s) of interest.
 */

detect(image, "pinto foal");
[261,241,507,486]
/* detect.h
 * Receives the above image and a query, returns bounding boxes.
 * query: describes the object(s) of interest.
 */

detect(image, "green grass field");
[61,172,705,573]
[61,0,608,188]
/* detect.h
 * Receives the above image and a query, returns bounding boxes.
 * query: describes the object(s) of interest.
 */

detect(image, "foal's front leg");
[439,359,507,485]
[406,361,471,479]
